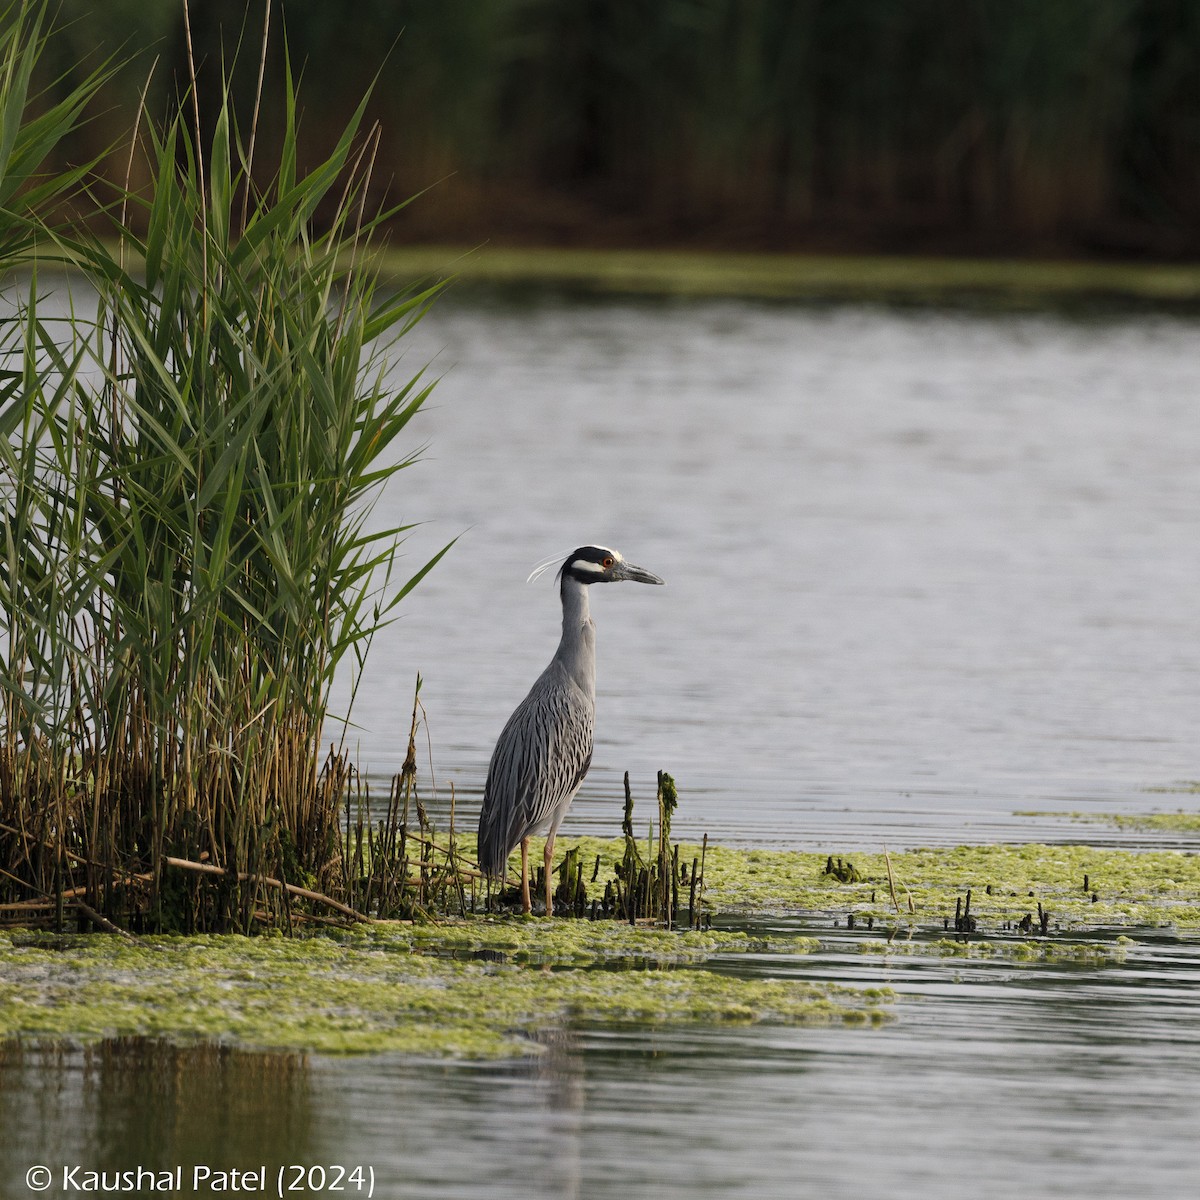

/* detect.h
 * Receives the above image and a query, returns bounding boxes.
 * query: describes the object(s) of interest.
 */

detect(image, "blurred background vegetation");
[25,0,1200,259]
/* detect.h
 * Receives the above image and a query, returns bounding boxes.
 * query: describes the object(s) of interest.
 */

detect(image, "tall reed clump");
[0,7,448,932]
[0,0,109,929]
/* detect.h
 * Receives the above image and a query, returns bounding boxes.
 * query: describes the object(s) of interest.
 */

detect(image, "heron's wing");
[477,678,594,871]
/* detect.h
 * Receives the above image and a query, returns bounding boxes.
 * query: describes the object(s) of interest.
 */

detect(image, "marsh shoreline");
[372,245,1200,308]
[2,832,1197,1058]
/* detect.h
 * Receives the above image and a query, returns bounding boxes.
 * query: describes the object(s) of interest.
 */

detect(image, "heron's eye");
[602,556,614,569]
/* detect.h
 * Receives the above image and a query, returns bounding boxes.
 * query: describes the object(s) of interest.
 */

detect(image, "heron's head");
[558,545,664,588]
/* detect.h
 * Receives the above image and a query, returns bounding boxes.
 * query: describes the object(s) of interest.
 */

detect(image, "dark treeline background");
[31,0,1200,257]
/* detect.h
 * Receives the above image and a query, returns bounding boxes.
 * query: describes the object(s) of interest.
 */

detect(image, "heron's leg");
[543,833,556,918]
[520,838,531,915]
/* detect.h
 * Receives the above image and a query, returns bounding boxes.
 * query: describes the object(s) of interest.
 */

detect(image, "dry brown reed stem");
[73,900,138,940]
[399,682,422,826]
[0,883,89,902]
[117,57,157,275]
[0,820,150,892]
[181,0,207,308]
[0,860,142,938]
[883,846,902,915]
[240,0,272,233]
[416,844,484,879]
[887,847,915,915]
[162,857,374,923]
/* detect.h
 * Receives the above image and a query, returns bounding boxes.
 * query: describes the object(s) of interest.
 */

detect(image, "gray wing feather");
[477,671,594,877]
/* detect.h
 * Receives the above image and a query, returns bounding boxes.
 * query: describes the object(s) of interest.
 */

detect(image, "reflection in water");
[473,1030,587,1200]
[303,1025,590,1200]
[0,1040,312,1188]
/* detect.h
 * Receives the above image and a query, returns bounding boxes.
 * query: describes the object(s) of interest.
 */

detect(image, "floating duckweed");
[0,925,877,1058]
[387,918,819,964]
[1015,808,1200,832]
[656,840,1200,932]
[855,937,1131,965]
[440,834,1200,932]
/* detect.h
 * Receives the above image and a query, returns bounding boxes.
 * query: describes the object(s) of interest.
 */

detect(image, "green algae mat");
[535,832,1200,931]
[692,840,1200,930]
[2,836,1198,1058]
[0,925,879,1058]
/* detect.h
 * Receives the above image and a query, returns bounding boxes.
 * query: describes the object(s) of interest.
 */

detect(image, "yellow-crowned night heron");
[477,545,664,915]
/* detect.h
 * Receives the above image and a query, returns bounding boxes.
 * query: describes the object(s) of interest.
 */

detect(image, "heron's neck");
[555,575,596,696]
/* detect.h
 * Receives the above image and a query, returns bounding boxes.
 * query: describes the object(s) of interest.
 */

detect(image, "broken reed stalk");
[656,770,677,927]
[671,843,680,928]
[334,682,481,922]
[399,678,422,830]
[163,857,373,924]
[73,900,139,940]
[610,770,690,925]
[446,782,468,917]
[883,846,902,915]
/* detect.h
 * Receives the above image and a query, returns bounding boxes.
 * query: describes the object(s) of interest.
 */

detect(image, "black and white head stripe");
[561,545,621,582]
[525,545,620,585]
[526,544,663,588]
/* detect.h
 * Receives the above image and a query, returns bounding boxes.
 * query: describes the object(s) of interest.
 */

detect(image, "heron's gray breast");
[502,671,594,835]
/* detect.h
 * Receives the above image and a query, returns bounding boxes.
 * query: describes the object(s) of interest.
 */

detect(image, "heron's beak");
[614,561,664,585]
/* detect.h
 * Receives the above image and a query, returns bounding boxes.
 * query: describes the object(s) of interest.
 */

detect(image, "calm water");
[333,298,1200,850]
[6,292,1200,1198]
